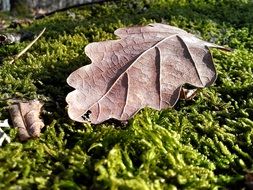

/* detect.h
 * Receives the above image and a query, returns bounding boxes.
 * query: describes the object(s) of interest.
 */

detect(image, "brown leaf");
[9,100,44,141]
[66,23,229,124]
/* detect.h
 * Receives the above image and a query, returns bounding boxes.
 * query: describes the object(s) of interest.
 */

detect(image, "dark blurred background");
[0,0,103,16]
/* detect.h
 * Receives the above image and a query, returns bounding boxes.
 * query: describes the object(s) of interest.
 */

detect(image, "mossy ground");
[0,0,253,189]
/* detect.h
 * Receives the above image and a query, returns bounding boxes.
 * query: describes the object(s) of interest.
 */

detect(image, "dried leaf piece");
[0,132,11,147]
[9,100,44,141]
[0,31,33,45]
[66,23,229,124]
[0,33,22,45]
[0,119,11,146]
[179,88,198,100]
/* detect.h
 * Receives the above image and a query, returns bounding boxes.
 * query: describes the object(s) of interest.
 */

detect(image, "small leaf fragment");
[0,119,9,128]
[9,100,44,141]
[179,88,198,100]
[0,119,11,147]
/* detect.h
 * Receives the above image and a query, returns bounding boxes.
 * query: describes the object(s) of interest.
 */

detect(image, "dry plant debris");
[66,23,229,124]
[0,119,11,146]
[9,27,46,64]
[9,100,44,141]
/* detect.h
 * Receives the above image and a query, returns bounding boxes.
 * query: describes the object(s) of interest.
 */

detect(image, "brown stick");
[9,28,46,64]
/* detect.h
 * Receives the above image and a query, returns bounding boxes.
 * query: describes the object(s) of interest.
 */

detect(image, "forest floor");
[0,0,253,189]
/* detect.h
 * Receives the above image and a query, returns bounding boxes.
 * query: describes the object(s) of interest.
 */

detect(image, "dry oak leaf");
[9,100,44,141]
[66,23,229,124]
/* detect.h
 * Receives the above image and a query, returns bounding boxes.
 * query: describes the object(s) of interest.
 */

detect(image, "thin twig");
[9,28,46,64]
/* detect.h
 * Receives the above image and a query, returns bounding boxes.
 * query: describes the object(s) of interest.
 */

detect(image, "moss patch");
[0,0,253,189]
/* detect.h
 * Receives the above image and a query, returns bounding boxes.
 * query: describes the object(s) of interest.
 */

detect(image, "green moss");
[0,0,253,189]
